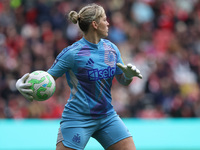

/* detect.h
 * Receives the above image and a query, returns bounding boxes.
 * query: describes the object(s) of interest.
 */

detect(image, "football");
[25,70,56,101]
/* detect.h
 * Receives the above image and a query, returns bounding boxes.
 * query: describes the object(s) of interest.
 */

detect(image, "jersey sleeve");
[47,47,74,77]
[111,43,124,75]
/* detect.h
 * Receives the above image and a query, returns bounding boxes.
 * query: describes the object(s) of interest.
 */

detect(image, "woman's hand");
[16,73,33,101]
[117,63,142,80]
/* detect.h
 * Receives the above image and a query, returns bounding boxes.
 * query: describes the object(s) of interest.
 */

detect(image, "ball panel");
[28,77,46,91]
[46,75,53,88]
[35,86,48,101]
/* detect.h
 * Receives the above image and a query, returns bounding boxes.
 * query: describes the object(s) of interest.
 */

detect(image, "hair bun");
[68,11,79,24]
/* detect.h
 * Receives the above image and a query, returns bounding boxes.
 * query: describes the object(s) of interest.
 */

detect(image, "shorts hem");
[62,141,83,150]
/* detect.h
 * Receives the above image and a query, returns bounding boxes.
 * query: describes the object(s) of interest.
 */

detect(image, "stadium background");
[0,0,200,149]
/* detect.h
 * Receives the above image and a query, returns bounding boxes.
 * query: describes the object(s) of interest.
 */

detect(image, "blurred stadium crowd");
[0,0,200,119]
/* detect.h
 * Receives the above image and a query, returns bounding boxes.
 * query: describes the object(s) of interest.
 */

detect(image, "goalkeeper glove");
[117,63,142,80]
[16,73,33,101]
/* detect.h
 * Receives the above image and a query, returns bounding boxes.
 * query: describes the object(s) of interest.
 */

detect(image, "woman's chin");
[103,33,108,38]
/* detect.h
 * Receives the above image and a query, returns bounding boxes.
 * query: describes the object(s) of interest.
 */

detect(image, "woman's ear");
[92,21,98,29]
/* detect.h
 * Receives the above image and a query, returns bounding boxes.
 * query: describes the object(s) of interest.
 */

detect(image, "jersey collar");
[82,37,102,49]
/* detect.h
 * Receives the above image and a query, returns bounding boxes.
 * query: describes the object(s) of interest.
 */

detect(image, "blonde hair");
[68,3,105,32]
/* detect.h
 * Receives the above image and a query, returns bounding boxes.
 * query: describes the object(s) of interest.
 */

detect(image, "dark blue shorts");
[56,113,132,150]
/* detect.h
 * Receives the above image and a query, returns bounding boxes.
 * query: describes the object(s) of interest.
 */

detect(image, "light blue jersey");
[48,37,124,120]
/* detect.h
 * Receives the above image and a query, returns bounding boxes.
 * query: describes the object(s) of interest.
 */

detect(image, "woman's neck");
[83,32,100,44]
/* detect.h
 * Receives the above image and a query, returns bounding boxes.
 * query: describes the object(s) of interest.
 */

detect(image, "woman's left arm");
[115,73,133,86]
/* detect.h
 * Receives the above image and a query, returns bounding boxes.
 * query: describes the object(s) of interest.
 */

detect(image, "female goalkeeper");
[16,3,142,150]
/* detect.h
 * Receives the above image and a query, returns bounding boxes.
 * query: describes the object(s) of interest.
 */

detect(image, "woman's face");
[96,13,109,38]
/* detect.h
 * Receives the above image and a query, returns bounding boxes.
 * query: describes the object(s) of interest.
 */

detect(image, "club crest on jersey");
[87,66,115,81]
[108,51,114,62]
